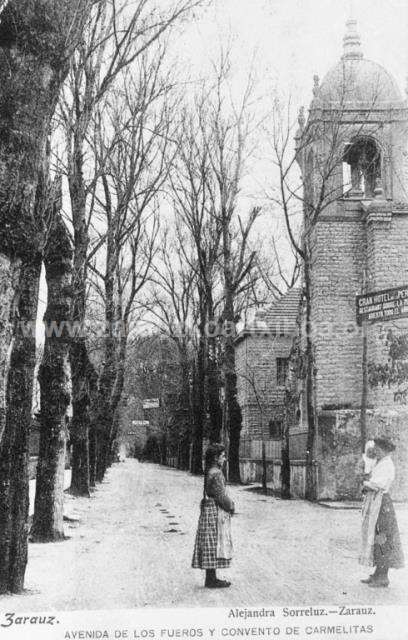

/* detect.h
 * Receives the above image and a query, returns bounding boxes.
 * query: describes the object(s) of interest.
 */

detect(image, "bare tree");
[168,51,263,480]
[252,237,300,302]
[87,51,175,480]
[203,53,261,482]
[0,0,93,594]
[146,234,196,468]
[31,175,73,542]
[169,100,225,469]
[58,0,206,496]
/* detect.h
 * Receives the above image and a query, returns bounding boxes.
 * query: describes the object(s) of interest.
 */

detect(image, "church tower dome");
[315,19,404,108]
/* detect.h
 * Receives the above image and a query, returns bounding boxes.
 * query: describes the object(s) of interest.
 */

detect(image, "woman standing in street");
[360,437,405,587]
[192,443,235,588]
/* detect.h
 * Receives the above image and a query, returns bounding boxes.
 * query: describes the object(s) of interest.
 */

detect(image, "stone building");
[292,19,408,500]
[236,288,300,477]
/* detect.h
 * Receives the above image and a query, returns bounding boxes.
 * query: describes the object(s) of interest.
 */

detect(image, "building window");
[276,357,289,386]
[343,137,381,198]
[269,419,283,439]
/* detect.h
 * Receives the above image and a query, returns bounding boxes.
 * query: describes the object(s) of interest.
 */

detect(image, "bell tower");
[293,20,408,499]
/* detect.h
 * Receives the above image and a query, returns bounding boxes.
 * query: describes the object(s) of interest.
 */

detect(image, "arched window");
[343,138,381,198]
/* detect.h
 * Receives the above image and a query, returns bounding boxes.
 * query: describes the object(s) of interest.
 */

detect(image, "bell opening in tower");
[342,137,381,198]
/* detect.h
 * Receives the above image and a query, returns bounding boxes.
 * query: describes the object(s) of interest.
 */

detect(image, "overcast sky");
[179,0,408,107]
[172,0,408,278]
[37,0,408,333]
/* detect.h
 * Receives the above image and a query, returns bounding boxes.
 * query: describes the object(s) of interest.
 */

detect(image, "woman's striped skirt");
[192,498,231,569]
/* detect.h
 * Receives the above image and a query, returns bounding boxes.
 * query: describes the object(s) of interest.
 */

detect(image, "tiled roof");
[259,287,302,326]
[236,288,302,341]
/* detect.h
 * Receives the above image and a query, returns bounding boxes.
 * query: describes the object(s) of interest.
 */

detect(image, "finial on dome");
[342,18,363,60]
[405,75,408,99]
[313,75,320,97]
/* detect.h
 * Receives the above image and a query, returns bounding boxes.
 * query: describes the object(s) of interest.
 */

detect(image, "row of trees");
[0,0,217,595]
[145,57,274,481]
[0,0,292,596]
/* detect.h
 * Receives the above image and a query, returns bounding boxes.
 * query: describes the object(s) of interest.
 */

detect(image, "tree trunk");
[88,366,99,489]
[191,322,205,474]
[109,410,121,464]
[69,341,93,497]
[0,257,20,443]
[108,333,129,460]
[68,273,94,495]
[360,319,368,452]
[31,207,72,542]
[95,430,110,482]
[304,256,317,501]
[191,297,206,474]
[95,333,127,481]
[68,126,92,496]
[93,218,119,481]
[177,349,193,470]
[261,440,267,495]
[206,292,222,442]
[0,255,41,593]
[89,425,97,488]
[191,361,204,474]
[0,0,92,593]
[220,207,242,483]
[223,296,242,483]
[179,433,191,470]
[281,397,291,500]
[207,341,222,442]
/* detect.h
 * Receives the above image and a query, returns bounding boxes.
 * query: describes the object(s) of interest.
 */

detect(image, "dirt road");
[1,459,407,611]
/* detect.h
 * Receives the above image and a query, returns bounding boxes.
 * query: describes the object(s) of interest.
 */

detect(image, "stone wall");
[365,208,408,406]
[236,332,292,438]
[288,430,308,459]
[310,207,366,410]
[309,203,408,404]
[389,120,408,204]
[239,458,317,499]
[316,408,408,500]
[316,410,362,500]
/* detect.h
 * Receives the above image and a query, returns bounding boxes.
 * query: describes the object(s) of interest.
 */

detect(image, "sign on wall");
[142,398,160,409]
[356,285,408,324]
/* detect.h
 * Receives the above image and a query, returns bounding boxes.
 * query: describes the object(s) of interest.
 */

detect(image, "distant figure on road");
[192,443,235,589]
[359,436,405,587]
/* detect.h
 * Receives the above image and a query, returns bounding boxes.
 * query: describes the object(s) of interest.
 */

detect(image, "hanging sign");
[142,398,160,409]
[356,284,408,324]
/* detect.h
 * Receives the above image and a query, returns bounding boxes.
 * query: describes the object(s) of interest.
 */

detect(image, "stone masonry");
[236,289,300,460]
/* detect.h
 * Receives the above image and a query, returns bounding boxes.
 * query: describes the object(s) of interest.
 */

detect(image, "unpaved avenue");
[1,459,407,610]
